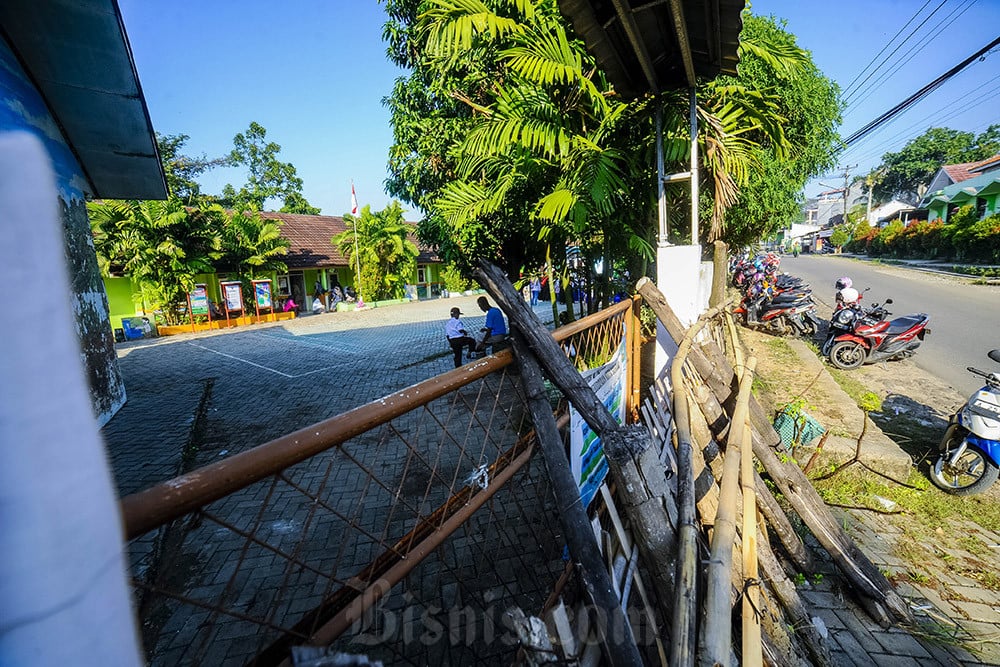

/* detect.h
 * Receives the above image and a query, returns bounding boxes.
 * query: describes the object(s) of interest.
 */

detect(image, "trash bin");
[121,318,145,341]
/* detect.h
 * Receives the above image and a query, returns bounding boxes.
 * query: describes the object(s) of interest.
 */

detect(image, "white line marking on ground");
[186,341,294,377]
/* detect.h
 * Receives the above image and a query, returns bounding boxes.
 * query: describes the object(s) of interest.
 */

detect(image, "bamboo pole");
[668,300,734,667]
[700,356,756,667]
[741,417,763,667]
[637,277,915,626]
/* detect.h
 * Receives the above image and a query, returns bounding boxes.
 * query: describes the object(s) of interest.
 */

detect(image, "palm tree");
[89,198,222,323]
[218,208,289,281]
[334,201,419,301]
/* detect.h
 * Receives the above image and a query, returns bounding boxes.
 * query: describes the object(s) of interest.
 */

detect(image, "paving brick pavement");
[104,295,570,664]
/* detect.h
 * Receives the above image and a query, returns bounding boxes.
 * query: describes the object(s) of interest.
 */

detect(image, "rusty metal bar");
[293,443,537,656]
[121,301,633,540]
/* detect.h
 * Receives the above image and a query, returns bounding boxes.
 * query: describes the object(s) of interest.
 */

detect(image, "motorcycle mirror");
[988,350,1000,365]
[884,298,893,305]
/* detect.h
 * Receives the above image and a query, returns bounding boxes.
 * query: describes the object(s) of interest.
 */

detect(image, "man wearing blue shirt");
[476,296,508,353]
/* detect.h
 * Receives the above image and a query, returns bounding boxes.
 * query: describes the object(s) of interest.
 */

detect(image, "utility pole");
[841,164,857,227]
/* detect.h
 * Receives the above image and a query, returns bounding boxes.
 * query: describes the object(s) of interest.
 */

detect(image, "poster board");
[253,280,272,309]
[569,330,628,508]
[221,281,243,313]
[189,284,209,315]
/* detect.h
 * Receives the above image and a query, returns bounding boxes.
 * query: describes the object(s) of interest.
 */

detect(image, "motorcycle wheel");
[829,341,866,370]
[929,437,1000,496]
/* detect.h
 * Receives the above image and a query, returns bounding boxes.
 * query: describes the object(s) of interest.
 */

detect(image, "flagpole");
[351,180,362,303]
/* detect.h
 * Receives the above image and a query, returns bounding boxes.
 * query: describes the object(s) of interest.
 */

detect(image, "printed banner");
[569,328,628,507]
[253,280,272,309]
[221,281,243,312]
[189,284,209,315]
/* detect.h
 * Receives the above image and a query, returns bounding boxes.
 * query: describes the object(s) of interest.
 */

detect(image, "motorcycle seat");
[886,315,927,334]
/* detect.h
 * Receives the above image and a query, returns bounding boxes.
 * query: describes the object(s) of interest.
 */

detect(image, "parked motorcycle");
[929,350,1000,495]
[735,292,821,336]
[824,298,930,370]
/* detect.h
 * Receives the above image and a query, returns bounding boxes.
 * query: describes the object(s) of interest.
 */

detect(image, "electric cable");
[842,0,950,107]
[840,0,934,101]
[842,35,1000,147]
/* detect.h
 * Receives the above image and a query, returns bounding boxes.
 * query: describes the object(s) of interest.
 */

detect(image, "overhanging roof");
[0,0,167,200]
[557,0,745,97]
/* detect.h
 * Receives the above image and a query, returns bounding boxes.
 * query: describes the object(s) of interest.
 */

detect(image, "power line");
[841,35,1000,147]
[842,75,1000,164]
[840,0,934,101]
[842,0,950,107]
[844,0,978,114]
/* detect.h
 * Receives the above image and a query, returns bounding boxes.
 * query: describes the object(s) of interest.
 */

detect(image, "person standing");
[476,296,508,352]
[529,277,541,306]
[445,307,476,368]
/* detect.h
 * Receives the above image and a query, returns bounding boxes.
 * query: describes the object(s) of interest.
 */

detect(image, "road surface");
[779,254,1000,395]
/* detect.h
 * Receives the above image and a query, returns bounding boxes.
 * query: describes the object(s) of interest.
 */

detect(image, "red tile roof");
[259,211,440,269]
[942,161,982,184]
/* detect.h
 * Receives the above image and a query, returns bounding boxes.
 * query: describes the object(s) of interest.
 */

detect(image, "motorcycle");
[929,350,1000,495]
[734,289,821,336]
[825,297,930,370]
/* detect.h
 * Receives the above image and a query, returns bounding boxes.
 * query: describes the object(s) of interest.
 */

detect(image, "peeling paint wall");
[1,37,126,426]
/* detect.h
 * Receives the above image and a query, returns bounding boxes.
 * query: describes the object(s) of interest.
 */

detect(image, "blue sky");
[119,0,1000,215]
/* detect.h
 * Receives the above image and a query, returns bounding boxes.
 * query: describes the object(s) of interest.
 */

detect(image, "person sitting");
[445,307,476,368]
[283,297,297,312]
[476,296,508,353]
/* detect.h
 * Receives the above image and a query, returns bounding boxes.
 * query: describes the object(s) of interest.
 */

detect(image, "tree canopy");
[222,121,321,214]
[873,125,1000,203]
[334,201,419,301]
[383,0,835,294]
[156,132,228,204]
[715,14,842,248]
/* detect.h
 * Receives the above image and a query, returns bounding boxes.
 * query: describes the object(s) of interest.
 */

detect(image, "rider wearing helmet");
[835,276,860,309]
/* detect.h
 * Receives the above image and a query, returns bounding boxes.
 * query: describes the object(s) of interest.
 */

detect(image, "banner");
[189,284,208,315]
[221,281,243,312]
[569,329,628,507]
[253,280,272,309]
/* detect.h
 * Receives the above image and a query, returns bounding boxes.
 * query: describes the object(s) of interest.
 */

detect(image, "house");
[1,1,166,425]
[260,212,445,306]
[922,155,1000,223]
[104,212,447,325]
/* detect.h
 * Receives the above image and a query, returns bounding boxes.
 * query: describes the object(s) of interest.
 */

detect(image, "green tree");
[384,0,799,323]
[222,121,320,213]
[156,132,228,204]
[217,209,290,282]
[714,14,842,248]
[829,226,850,250]
[874,125,1000,203]
[89,198,222,323]
[334,201,419,301]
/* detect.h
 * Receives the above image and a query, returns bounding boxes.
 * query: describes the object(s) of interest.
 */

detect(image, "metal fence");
[120,298,642,666]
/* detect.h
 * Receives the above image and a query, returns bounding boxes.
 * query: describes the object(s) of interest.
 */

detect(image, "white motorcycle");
[929,350,1000,495]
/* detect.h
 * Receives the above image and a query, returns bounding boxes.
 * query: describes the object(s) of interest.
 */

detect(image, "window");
[976,197,987,219]
[417,265,427,283]
[278,275,290,294]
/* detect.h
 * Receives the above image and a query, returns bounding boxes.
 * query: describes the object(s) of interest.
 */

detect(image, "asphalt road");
[779,254,1000,396]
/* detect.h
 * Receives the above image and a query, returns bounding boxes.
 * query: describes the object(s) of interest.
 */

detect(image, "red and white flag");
[350,182,359,215]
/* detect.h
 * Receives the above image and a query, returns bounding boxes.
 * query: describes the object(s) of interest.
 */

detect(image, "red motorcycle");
[826,298,931,370]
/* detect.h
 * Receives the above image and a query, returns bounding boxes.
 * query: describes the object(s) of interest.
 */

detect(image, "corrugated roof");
[970,154,1000,174]
[557,0,745,97]
[0,0,167,200]
[260,212,440,269]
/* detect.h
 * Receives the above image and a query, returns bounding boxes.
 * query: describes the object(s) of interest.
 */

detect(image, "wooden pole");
[473,260,681,635]
[710,240,728,308]
[511,332,644,667]
[700,357,756,667]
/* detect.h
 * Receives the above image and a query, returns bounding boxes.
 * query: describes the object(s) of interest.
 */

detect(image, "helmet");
[835,276,852,290]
